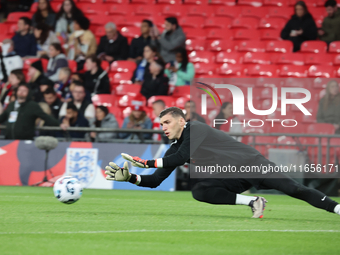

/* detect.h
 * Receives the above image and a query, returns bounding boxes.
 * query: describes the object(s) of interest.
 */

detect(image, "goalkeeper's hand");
[105,161,131,181]
[121,153,149,168]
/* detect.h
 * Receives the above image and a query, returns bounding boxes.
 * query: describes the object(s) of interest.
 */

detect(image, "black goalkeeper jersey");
[138,121,263,188]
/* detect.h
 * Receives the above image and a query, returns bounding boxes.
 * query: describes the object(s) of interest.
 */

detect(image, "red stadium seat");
[118,95,146,107]
[101,61,110,72]
[260,29,281,40]
[246,64,278,77]
[238,0,263,7]
[109,4,135,16]
[130,0,154,4]
[116,16,143,28]
[110,61,137,73]
[6,12,33,23]
[187,5,214,17]
[183,0,206,4]
[104,0,129,3]
[216,52,242,64]
[203,17,232,29]
[300,41,328,53]
[206,29,233,40]
[179,17,204,29]
[92,94,118,107]
[30,2,38,13]
[258,17,286,30]
[267,7,293,19]
[230,17,259,29]
[175,95,191,109]
[188,51,215,63]
[304,53,333,65]
[87,15,112,26]
[215,6,242,18]
[274,53,304,65]
[194,63,217,76]
[68,60,77,73]
[209,0,236,5]
[308,65,336,78]
[288,0,316,7]
[109,73,133,86]
[172,86,191,97]
[236,40,266,52]
[115,84,142,96]
[161,5,186,17]
[263,0,288,6]
[206,40,236,52]
[279,65,308,77]
[243,52,272,65]
[185,28,208,40]
[77,3,107,15]
[266,40,293,53]
[95,27,106,37]
[120,27,140,43]
[241,7,269,19]
[329,41,340,53]
[217,63,244,77]
[307,123,336,134]
[134,5,162,17]
[185,39,206,51]
[50,2,62,12]
[147,96,176,107]
[233,29,261,41]
[157,0,180,5]
[333,54,340,65]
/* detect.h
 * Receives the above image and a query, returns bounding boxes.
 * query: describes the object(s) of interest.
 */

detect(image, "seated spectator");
[33,23,59,58]
[32,0,56,29]
[84,54,110,96]
[46,43,68,82]
[0,39,23,82]
[184,100,205,123]
[131,45,161,84]
[59,102,89,139]
[96,22,129,63]
[43,87,62,120]
[141,59,169,100]
[319,0,340,44]
[0,102,2,115]
[67,15,97,70]
[55,0,84,41]
[317,80,340,134]
[12,17,37,57]
[0,83,59,140]
[151,99,168,143]
[0,69,26,107]
[128,20,153,62]
[281,1,318,52]
[88,106,119,142]
[27,60,54,102]
[54,67,72,101]
[119,105,152,140]
[59,82,95,121]
[150,17,186,63]
[214,102,243,141]
[165,47,195,91]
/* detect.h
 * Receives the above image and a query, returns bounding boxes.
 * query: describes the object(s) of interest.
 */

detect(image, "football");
[53,176,83,204]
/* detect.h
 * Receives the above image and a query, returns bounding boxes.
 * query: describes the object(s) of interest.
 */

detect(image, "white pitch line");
[0,229,339,235]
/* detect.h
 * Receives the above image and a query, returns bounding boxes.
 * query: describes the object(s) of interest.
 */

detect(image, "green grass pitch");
[1,186,340,255]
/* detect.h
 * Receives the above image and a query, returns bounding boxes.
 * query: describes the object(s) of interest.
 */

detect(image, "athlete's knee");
[191,183,210,203]
[286,182,309,198]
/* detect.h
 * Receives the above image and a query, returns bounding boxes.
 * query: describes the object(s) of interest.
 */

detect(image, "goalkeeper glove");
[121,153,155,168]
[105,161,131,181]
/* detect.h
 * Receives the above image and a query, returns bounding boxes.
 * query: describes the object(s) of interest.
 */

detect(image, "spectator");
[119,105,152,140]
[96,22,129,63]
[33,23,59,58]
[46,43,68,82]
[32,0,56,28]
[128,20,153,62]
[281,1,318,52]
[88,106,119,142]
[67,15,97,70]
[59,102,89,139]
[131,45,161,84]
[43,87,62,120]
[214,102,243,141]
[0,102,2,115]
[184,100,205,123]
[317,80,340,134]
[165,47,195,91]
[27,60,54,102]
[55,0,84,40]
[152,99,168,143]
[54,67,72,101]
[0,39,23,82]
[12,17,37,57]
[0,84,59,140]
[59,82,95,121]
[150,17,186,63]
[0,69,25,107]
[319,0,340,44]
[141,59,169,100]
[84,54,110,96]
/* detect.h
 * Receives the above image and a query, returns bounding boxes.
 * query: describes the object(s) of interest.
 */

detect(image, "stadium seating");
[274,53,305,65]
[216,52,242,64]
[236,41,266,52]
[185,39,206,51]
[300,41,328,54]
[115,84,142,96]
[110,61,137,73]
[147,96,176,107]
[304,53,334,65]
[308,65,336,78]
[243,52,272,65]
[266,41,293,53]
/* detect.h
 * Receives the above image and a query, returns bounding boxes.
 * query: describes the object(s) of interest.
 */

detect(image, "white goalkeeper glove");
[105,161,131,181]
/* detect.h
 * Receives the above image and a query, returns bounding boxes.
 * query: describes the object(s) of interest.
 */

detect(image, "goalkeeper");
[105,107,340,218]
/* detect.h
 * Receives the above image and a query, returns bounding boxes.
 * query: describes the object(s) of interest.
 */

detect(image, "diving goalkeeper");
[105,107,340,218]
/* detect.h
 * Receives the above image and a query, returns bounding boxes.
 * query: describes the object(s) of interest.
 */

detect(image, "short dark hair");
[97,105,109,116]
[159,107,185,119]
[325,0,337,7]
[73,15,90,30]
[19,17,31,26]
[72,80,84,87]
[186,100,195,106]
[152,99,166,108]
[67,102,78,112]
[18,83,30,91]
[10,69,26,83]
[50,42,62,53]
[142,19,153,27]
[165,17,179,28]
[86,54,101,68]
[43,87,56,95]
